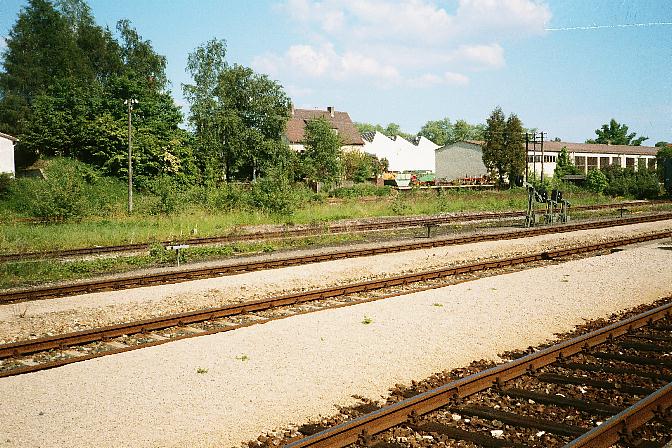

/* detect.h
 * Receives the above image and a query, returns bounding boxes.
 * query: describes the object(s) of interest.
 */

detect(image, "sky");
[1,0,671,144]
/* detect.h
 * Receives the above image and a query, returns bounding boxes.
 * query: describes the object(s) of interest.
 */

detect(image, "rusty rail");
[2,212,671,304]
[284,301,672,447]
[1,230,669,376]
[2,200,668,263]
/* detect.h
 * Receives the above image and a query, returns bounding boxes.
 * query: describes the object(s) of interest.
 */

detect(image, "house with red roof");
[285,106,364,152]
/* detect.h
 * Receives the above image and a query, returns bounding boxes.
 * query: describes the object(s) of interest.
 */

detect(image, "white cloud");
[254,43,401,83]
[407,71,470,88]
[262,0,550,90]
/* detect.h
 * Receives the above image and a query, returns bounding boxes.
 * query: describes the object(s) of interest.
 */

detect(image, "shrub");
[148,175,182,215]
[250,175,302,215]
[330,183,392,198]
[7,158,123,220]
[0,173,12,198]
[602,165,661,199]
[585,169,608,194]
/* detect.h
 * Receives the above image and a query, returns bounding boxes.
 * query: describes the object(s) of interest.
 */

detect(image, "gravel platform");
[1,219,671,343]
[1,240,671,447]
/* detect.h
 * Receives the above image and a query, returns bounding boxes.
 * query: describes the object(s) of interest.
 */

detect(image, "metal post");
[525,133,529,182]
[532,132,537,181]
[125,99,138,214]
[540,131,545,183]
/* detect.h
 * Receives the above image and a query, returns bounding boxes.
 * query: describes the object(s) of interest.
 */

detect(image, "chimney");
[327,106,334,118]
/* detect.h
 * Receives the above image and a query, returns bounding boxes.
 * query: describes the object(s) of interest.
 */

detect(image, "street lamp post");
[124,99,138,214]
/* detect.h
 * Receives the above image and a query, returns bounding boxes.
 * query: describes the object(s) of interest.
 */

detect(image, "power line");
[545,22,672,31]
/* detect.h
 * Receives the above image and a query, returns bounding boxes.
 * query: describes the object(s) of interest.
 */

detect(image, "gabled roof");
[286,107,364,145]
[443,140,658,156]
[541,141,658,156]
[0,132,18,142]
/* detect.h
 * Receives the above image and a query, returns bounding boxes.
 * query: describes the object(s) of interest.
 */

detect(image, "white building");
[526,141,658,179]
[435,140,659,183]
[0,132,17,176]
[362,131,438,172]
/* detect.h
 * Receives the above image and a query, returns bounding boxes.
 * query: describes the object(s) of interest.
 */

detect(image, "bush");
[148,175,182,215]
[330,183,392,199]
[585,169,608,194]
[602,165,661,199]
[250,175,303,215]
[7,158,124,220]
[0,173,11,198]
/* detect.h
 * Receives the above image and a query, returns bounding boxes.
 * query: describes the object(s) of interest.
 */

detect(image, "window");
[543,155,556,162]
[587,156,598,172]
[637,159,646,171]
[599,157,609,169]
[626,157,635,168]
[648,158,657,170]
[611,157,620,167]
[575,156,586,172]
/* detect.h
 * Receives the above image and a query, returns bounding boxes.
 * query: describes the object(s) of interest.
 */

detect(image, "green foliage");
[657,146,672,196]
[183,39,291,182]
[6,158,124,220]
[1,2,191,182]
[330,184,392,198]
[354,122,415,141]
[250,173,307,215]
[602,165,660,199]
[504,114,525,187]
[482,107,507,186]
[341,150,383,182]
[302,117,343,187]
[0,173,12,198]
[585,169,608,194]
[148,175,181,215]
[553,146,580,179]
[586,119,648,146]
[418,117,453,146]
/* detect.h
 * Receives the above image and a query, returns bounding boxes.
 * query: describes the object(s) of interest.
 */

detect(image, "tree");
[183,40,291,182]
[504,114,525,187]
[453,119,485,142]
[302,117,342,187]
[586,119,648,146]
[482,107,507,186]
[655,141,669,148]
[418,118,453,146]
[657,145,672,196]
[554,146,580,179]
[585,169,608,194]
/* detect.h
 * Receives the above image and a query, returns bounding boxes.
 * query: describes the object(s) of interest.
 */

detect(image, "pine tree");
[504,113,525,187]
[482,107,507,186]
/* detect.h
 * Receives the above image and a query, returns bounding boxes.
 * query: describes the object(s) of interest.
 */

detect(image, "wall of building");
[0,137,15,176]
[435,142,487,181]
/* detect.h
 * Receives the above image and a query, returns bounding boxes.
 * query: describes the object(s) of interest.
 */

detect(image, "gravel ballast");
[0,240,671,447]
[1,219,671,343]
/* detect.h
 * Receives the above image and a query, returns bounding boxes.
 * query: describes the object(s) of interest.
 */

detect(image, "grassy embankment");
[0,187,654,290]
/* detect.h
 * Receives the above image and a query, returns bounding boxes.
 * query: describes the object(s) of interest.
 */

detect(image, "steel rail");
[563,382,672,448]
[2,212,671,304]
[283,301,672,448]
[1,200,667,263]
[0,230,669,365]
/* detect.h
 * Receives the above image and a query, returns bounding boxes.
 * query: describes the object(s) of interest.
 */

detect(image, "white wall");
[0,137,15,176]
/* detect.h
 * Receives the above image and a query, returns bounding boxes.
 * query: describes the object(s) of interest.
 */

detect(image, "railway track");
[279,300,672,448]
[2,212,672,304]
[1,230,669,379]
[2,200,668,263]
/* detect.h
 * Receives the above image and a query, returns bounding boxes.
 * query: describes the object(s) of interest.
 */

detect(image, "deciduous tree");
[586,119,648,146]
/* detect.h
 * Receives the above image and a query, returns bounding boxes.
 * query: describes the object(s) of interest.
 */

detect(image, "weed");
[361,315,373,325]
[196,367,208,374]
[236,354,250,361]
[12,303,28,318]
[432,303,444,307]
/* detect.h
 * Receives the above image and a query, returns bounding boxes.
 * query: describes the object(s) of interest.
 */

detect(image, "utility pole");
[540,131,546,182]
[124,99,138,214]
[525,133,529,182]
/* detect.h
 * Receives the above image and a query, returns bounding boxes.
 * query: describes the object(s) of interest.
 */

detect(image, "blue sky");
[1,0,671,144]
